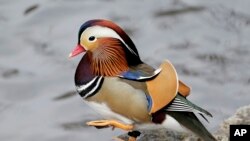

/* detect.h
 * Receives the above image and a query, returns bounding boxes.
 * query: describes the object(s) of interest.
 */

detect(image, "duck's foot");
[86,120,134,131]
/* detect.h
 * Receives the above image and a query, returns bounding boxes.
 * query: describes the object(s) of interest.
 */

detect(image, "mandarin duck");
[69,19,216,141]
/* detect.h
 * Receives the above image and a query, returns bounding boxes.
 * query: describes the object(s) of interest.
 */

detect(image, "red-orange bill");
[69,44,86,58]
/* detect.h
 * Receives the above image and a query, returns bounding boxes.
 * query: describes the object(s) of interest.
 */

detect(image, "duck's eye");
[88,36,96,41]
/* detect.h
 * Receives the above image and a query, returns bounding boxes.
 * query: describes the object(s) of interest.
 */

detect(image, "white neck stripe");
[83,76,103,99]
[76,76,98,92]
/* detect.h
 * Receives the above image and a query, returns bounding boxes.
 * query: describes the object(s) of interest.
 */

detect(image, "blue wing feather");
[118,68,161,81]
[120,71,143,80]
[146,95,153,111]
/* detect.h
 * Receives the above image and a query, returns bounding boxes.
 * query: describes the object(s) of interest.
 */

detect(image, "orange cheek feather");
[89,38,129,76]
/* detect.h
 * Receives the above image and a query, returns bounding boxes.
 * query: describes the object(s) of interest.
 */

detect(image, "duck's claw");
[86,120,134,131]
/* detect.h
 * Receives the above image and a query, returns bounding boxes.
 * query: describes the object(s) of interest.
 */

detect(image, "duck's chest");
[85,100,134,124]
[85,77,151,124]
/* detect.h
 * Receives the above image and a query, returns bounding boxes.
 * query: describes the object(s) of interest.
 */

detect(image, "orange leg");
[86,120,140,141]
[86,120,134,131]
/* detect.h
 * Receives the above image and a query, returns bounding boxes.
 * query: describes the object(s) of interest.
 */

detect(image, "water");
[1,0,250,140]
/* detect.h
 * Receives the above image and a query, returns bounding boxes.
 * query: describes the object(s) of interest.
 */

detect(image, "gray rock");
[119,105,250,141]
[118,128,200,141]
[215,105,250,141]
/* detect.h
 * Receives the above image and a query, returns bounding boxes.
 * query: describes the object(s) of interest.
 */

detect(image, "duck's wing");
[117,63,161,81]
[118,60,179,114]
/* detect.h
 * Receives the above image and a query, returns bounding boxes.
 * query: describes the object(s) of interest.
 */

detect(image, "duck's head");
[69,19,142,76]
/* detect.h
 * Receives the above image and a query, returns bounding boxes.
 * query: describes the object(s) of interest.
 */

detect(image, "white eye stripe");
[81,26,137,55]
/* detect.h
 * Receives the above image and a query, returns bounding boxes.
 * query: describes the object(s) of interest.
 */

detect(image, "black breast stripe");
[76,76,104,98]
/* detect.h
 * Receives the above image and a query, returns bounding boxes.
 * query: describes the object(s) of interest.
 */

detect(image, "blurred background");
[0,0,250,140]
